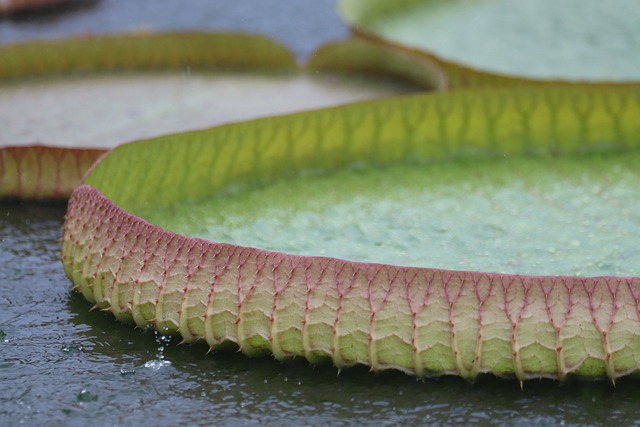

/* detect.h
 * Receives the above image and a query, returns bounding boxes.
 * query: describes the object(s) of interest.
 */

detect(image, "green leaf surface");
[0,32,297,80]
[85,86,640,211]
[339,0,640,81]
[142,152,640,278]
[64,85,640,381]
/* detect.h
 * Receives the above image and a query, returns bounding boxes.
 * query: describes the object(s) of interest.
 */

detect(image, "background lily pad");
[340,0,640,81]
[0,0,349,60]
[0,32,427,199]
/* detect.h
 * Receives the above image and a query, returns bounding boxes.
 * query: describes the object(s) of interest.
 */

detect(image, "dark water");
[2,2,640,426]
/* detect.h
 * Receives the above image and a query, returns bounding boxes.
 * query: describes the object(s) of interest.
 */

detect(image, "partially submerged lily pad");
[63,86,640,381]
[0,32,426,199]
[339,0,640,81]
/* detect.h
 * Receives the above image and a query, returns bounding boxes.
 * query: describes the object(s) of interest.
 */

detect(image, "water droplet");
[120,367,136,375]
[143,359,172,371]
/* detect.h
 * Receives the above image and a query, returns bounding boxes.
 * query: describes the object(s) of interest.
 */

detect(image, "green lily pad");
[0,32,425,199]
[339,0,640,81]
[63,85,640,381]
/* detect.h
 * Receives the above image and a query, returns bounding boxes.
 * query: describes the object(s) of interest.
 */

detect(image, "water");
[2,2,640,426]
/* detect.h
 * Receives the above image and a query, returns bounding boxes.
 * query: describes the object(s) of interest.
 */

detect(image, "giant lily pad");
[0,32,430,199]
[63,85,640,382]
[339,0,640,82]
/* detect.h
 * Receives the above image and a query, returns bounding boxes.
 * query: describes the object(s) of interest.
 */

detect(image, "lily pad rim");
[75,183,640,282]
[76,83,640,280]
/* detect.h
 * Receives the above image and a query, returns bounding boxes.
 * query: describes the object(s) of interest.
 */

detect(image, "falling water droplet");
[120,367,136,375]
[145,331,174,370]
[143,360,172,371]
